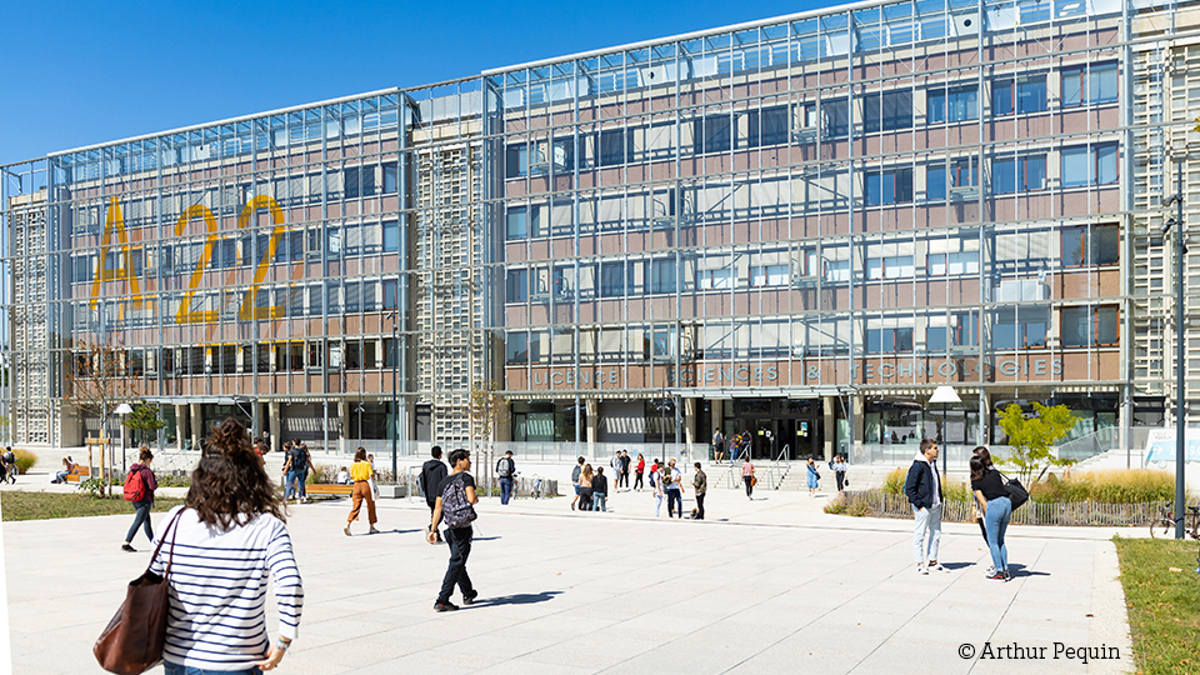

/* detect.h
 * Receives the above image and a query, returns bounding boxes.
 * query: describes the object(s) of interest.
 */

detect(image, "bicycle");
[1149,505,1200,539]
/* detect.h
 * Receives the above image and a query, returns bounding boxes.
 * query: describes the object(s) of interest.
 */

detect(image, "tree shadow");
[469,591,562,608]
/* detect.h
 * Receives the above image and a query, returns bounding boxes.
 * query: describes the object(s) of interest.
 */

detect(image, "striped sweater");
[150,506,303,670]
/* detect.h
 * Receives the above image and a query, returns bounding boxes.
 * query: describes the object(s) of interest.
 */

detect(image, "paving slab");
[1,482,1134,674]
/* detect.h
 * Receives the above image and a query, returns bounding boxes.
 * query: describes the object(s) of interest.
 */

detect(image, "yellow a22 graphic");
[90,195,286,324]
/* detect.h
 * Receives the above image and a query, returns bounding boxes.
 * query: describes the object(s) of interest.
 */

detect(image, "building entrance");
[727,399,823,460]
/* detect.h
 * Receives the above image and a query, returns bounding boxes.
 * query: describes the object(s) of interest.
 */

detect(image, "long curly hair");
[187,418,286,529]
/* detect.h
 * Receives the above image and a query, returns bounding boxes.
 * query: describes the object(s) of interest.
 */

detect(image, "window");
[927,314,978,352]
[598,129,633,166]
[823,99,851,138]
[506,331,529,364]
[382,162,398,194]
[866,327,914,354]
[600,262,630,297]
[506,269,530,302]
[749,264,788,287]
[1062,224,1119,267]
[992,76,1047,115]
[1061,306,1119,348]
[992,154,1047,194]
[742,106,790,148]
[698,268,733,290]
[927,165,947,201]
[650,258,677,294]
[993,308,1049,349]
[1062,144,1118,187]
[866,256,915,280]
[1062,62,1118,106]
[344,166,376,199]
[823,258,851,282]
[382,279,398,310]
[507,207,528,240]
[695,116,731,154]
[928,85,978,123]
[927,251,979,276]
[382,220,399,252]
[506,144,528,177]
[865,168,913,206]
[951,158,978,188]
[863,91,913,132]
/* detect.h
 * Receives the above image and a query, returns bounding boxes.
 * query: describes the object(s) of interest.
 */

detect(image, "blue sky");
[0,0,829,166]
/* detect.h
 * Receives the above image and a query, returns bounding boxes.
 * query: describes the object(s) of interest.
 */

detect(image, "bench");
[64,466,91,484]
[302,483,355,497]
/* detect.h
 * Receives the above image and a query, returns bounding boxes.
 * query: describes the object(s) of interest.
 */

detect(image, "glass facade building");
[2,0,1194,462]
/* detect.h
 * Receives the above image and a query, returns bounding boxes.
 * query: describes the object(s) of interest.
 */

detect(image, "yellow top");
[350,461,373,482]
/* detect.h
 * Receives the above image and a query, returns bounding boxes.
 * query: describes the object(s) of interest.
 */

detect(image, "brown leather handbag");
[93,508,185,675]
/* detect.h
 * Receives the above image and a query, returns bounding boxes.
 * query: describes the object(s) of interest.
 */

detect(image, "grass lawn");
[1114,536,1200,675]
[0,491,188,522]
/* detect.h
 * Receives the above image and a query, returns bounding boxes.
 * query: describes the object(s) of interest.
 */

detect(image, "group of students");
[0,447,17,484]
[570,459,611,512]
[905,439,1015,581]
[712,428,754,463]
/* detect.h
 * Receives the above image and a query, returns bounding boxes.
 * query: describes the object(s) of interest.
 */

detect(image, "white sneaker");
[984,565,996,578]
[928,562,947,573]
[916,563,928,575]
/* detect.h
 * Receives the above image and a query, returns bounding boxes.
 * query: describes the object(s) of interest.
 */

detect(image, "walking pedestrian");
[150,418,303,673]
[665,459,684,518]
[904,439,945,574]
[496,450,516,505]
[2,447,16,484]
[579,464,595,512]
[593,467,609,512]
[692,462,707,520]
[345,448,380,536]
[570,456,585,511]
[282,439,315,503]
[741,456,755,499]
[634,453,645,491]
[806,457,820,497]
[971,449,1012,581]
[427,448,479,612]
[833,454,848,492]
[619,450,631,490]
[421,446,448,541]
[121,447,158,552]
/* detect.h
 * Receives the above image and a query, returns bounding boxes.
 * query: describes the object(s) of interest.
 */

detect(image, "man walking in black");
[693,462,707,520]
[421,446,448,541]
[428,448,479,612]
[496,450,516,505]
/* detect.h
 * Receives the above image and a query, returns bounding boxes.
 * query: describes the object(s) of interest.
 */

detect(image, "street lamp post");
[929,385,960,483]
[1163,173,1186,539]
[115,402,134,474]
[389,311,399,485]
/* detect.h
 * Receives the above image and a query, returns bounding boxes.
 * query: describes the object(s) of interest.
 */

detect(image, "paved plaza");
[3,480,1134,674]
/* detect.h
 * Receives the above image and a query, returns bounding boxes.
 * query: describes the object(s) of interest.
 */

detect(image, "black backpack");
[442,475,478,529]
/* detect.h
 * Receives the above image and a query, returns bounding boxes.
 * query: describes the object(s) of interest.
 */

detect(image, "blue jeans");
[593,493,607,511]
[984,496,1012,572]
[667,489,682,518]
[285,470,306,500]
[124,499,153,544]
[499,477,513,505]
[912,504,943,564]
[165,662,262,675]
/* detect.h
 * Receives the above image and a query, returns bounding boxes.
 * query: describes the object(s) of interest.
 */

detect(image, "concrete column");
[711,399,723,433]
[585,398,598,453]
[852,395,865,451]
[175,405,187,452]
[978,391,991,447]
[338,400,350,454]
[1120,386,1131,469]
[189,404,202,451]
[683,397,696,447]
[823,395,836,461]
[269,400,282,453]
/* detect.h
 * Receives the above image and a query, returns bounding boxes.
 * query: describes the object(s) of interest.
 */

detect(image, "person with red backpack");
[121,447,158,552]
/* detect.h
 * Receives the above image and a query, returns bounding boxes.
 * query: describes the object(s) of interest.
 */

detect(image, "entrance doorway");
[725,399,824,460]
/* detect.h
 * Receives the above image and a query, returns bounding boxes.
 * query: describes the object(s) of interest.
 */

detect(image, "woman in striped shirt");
[151,418,303,674]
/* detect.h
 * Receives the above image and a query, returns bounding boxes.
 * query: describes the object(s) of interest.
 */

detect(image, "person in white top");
[150,418,303,673]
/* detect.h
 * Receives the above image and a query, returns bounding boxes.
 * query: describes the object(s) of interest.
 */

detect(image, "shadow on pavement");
[1007,564,1049,578]
[470,591,563,608]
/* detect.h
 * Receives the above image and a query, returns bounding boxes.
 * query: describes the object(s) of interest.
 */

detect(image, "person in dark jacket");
[121,447,159,552]
[971,451,1012,581]
[903,439,944,574]
[592,467,609,512]
[421,446,449,542]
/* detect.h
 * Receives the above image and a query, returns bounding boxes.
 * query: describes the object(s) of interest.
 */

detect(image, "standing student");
[151,418,303,673]
[971,450,1012,581]
[806,457,820,497]
[421,446,448,541]
[712,428,725,462]
[427,448,479,612]
[496,450,516,505]
[904,439,945,574]
[592,467,609,512]
[578,464,595,512]
[619,450,631,490]
[692,462,707,520]
[653,463,666,517]
[121,447,158,552]
[833,454,848,492]
[570,456,585,511]
[610,452,622,492]
[282,440,315,503]
[665,459,684,518]
[970,447,993,544]
[345,448,380,536]
[634,453,645,491]
[741,456,756,499]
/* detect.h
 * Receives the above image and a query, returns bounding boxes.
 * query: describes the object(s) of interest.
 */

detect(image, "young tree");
[469,380,503,497]
[64,338,141,496]
[123,400,167,446]
[996,402,1077,484]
